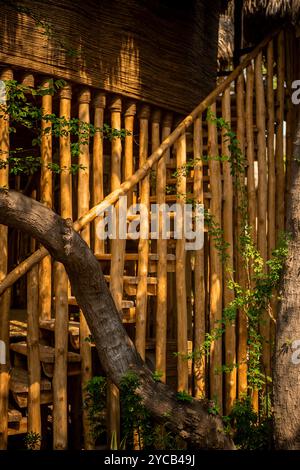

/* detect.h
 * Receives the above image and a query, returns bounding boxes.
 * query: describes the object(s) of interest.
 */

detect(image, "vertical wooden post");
[78,88,93,449]
[39,79,53,321]
[176,132,188,392]
[246,64,256,242]
[236,74,247,398]
[93,92,106,256]
[222,88,236,413]
[275,31,285,237]
[53,84,72,450]
[208,102,223,410]
[285,30,295,209]
[135,105,151,359]
[193,114,206,398]
[267,42,276,259]
[0,67,13,450]
[246,62,259,411]
[255,52,269,376]
[156,113,172,381]
[108,96,123,446]
[27,198,41,446]
[124,101,136,208]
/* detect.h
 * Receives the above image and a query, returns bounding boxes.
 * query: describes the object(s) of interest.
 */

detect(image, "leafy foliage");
[0,79,130,176]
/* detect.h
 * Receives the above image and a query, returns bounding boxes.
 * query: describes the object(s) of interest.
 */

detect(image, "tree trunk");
[273,38,300,450]
[0,188,234,449]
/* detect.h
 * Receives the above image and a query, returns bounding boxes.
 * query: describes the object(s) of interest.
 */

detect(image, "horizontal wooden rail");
[0,28,280,296]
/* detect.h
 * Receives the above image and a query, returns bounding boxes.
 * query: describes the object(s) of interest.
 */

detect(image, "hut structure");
[0,0,298,450]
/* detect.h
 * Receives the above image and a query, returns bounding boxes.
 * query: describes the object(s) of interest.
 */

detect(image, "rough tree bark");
[0,188,234,449]
[273,105,300,449]
[273,37,300,450]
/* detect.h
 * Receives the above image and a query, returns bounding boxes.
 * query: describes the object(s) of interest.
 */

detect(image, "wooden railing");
[0,26,295,449]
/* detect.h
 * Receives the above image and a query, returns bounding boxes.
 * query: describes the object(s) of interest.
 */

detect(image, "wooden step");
[104,275,157,296]
[10,342,81,378]
[10,320,27,341]
[8,408,22,424]
[8,417,27,436]
[10,367,52,408]
[8,409,27,436]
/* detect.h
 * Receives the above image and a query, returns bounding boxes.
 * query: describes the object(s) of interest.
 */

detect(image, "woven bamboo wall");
[0,0,220,114]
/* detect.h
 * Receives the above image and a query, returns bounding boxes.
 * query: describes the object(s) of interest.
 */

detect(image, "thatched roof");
[218,0,300,66]
[218,14,233,67]
[244,0,300,21]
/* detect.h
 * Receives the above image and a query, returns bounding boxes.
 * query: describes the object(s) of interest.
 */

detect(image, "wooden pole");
[246,63,256,243]
[135,105,151,359]
[156,113,171,382]
[236,74,248,398]
[193,114,206,398]
[208,102,223,410]
[93,92,106,256]
[0,67,13,450]
[285,29,295,212]
[222,88,236,413]
[267,42,276,259]
[275,31,285,237]
[53,84,72,450]
[255,52,269,376]
[124,101,136,208]
[246,62,259,411]
[176,131,189,392]
[27,198,41,446]
[108,96,123,446]
[78,88,93,449]
[39,79,53,321]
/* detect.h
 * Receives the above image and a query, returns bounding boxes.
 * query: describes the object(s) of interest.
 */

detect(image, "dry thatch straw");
[244,0,300,21]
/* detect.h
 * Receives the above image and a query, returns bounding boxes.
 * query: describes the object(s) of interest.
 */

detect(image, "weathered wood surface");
[0,0,220,114]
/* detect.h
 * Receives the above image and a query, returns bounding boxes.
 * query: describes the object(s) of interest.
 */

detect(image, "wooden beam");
[193,114,206,399]
[208,102,223,411]
[39,79,53,321]
[0,67,13,450]
[53,84,72,450]
[222,88,236,413]
[77,87,93,449]
[255,51,269,376]
[236,74,247,398]
[135,105,151,359]
[275,31,285,237]
[27,229,41,447]
[93,92,106,256]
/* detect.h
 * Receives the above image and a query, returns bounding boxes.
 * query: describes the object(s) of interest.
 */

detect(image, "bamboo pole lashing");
[135,105,151,360]
[222,88,236,413]
[77,87,93,449]
[207,102,223,411]
[0,31,282,298]
[255,51,270,378]
[193,114,206,399]
[275,31,285,237]
[39,79,53,321]
[53,84,72,450]
[0,67,13,450]
[93,92,106,256]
